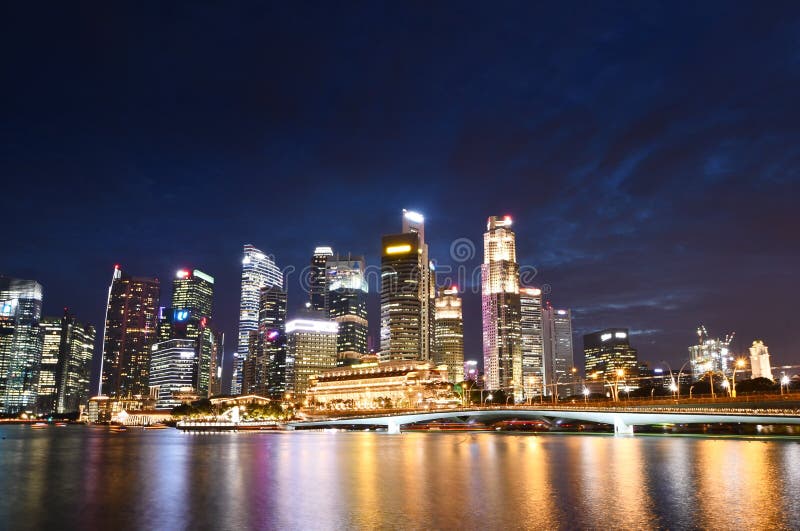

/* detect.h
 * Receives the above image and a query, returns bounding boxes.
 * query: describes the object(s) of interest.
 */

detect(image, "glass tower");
[583,328,639,382]
[326,254,368,363]
[286,312,338,398]
[520,287,544,399]
[309,246,333,312]
[39,309,95,414]
[434,286,464,383]
[542,304,575,397]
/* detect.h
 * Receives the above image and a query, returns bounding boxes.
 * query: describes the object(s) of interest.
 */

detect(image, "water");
[1,426,799,530]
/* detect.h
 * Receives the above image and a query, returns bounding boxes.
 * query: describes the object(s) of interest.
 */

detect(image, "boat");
[143,423,169,430]
[31,422,48,429]
[55,422,67,427]
[109,424,127,433]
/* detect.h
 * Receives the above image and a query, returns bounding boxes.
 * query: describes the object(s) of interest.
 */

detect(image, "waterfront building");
[688,326,734,380]
[208,332,224,397]
[326,254,369,362]
[100,265,160,398]
[380,210,435,362]
[148,339,198,409]
[309,246,334,312]
[481,215,522,400]
[243,286,288,397]
[286,312,338,397]
[306,360,455,410]
[235,245,283,395]
[434,286,464,383]
[583,328,639,382]
[748,340,774,381]
[542,304,575,397]
[463,360,479,384]
[520,287,544,399]
[0,277,43,414]
[38,309,95,414]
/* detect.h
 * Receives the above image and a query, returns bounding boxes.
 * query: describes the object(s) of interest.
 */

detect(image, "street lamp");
[731,358,746,398]
[781,374,790,395]
[582,387,590,403]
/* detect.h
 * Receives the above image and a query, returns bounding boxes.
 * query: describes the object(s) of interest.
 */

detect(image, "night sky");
[3,2,799,389]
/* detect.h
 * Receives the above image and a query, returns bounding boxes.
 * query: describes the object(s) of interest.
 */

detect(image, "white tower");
[748,340,774,381]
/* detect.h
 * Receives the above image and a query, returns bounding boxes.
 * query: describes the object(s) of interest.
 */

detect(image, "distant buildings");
[148,339,198,409]
[749,340,774,381]
[481,215,522,399]
[234,244,282,395]
[309,246,333,312]
[242,286,287,397]
[583,328,639,382]
[100,266,160,398]
[326,254,369,362]
[542,304,575,397]
[688,326,734,380]
[520,287,544,399]
[0,277,43,414]
[380,210,435,362]
[434,286,464,383]
[286,312,338,398]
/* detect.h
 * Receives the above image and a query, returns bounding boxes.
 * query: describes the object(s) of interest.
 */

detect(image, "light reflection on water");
[0,426,798,530]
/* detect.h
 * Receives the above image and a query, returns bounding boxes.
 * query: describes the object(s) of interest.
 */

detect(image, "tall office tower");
[309,246,333,312]
[0,277,43,414]
[542,304,575,397]
[286,311,338,398]
[380,210,435,361]
[258,286,288,397]
[688,326,734,380]
[100,265,160,398]
[234,245,283,395]
[583,328,639,382]
[208,332,224,397]
[39,310,96,414]
[481,216,522,400]
[748,340,774,381]
[326,254,368,363]
[148,339,197,409]
[520,287,544,399]
[434,286,464,383]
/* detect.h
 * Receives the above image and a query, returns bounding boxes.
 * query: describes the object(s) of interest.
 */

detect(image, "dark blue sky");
[3,2,799,385]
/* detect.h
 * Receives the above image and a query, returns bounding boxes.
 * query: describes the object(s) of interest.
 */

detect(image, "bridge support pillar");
[386,421,401,434]
[613,417,634,436]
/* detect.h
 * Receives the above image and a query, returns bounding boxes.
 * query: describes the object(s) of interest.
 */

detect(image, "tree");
[735,378,778,394]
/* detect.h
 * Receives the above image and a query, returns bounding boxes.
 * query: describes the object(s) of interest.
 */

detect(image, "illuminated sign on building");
[174,309,190,322]
[385,244,412,255]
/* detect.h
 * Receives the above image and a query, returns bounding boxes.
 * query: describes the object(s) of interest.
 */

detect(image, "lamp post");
[582,387,590,403]
[731,358,746,398]
[781,374,790,395]
[481,389,493,406]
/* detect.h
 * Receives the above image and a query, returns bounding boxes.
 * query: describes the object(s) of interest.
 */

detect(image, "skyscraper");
[380,210,435,361]
[286,311,338,398]
[520,287,544,400]
[326,254,368,363]
[0,277,43,414]
[39,309,95,414]
[542,304,575,398]
[148,339,197,409]
[234,244,282,395]
[243,286,288,397]
[309,246,333,312]
[583,328,638,382]
[481,216,522,400]
[99,265,160,398]
[434,286,464,383]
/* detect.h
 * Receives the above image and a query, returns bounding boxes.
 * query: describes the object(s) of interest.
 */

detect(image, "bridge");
[288,405,800,435]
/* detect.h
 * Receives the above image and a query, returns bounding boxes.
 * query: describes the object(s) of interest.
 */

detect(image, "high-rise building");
[234,244,282,395]
[434,286,464,383]
[208,332,224,397]
[481,216,522,400]
[326,254,368,363]
[309,246,333,312]
[99,265,160,398]
[286,311,338,398]
[148,339,197,409]
[542,304,575,398]
[0,277,43,414]
[520,287,544,399]
[688,326,734,380]
[243,286,288,397]
[380,210,435,362]
[748,340,774,381]
[583,328,639,382]
[39,310,95,414]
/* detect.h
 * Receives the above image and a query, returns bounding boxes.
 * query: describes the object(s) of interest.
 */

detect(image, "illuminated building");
[0,277,43,414]
[481,215,522,400]
[148,339,199,409]
[520,287,544,399]
[326,254,368,362]
[463,360,479,384]
[688,326,734,380]
[234,244,282,395]
[310,246,333,312]
[583,328,639,382]
[542,304,575,397]
[286,311,338,397]
[380,210,435,362]
[100,265,160,398]
[243,286,288,397]
[748,340,774,381]
[208,332,224,397]
[38,309,96,414]
[306,360,455,410]
[434,286,464,383]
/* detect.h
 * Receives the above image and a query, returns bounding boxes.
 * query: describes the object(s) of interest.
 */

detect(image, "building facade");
[481,216,522,400]
[39,310,95,414]
[0,277,44,414]
[326,254,368,362]
[148,339,197,409]
[434,286,464,383]
[520,287,544,399]
[286,313,338,398]
[100,265,160,398]
[309,246,333,312]
[243,286,288,398]
[235,244,283,395]
[583,328,638,382]
[689,326,734,380]
[748,340,774,381]
[542,305,575,397]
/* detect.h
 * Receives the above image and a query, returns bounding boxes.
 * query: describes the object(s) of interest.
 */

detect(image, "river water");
[1,426,798,530]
